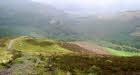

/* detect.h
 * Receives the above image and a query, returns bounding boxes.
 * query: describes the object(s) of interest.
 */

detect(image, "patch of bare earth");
[71,42,110,55]
[131,27,140,36]
[131,32,140,36]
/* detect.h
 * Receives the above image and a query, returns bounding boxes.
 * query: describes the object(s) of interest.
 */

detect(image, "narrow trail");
[0,36,42,75]
[8,36,26,50]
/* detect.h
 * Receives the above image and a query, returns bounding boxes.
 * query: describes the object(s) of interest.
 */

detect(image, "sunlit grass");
[12,37,73,55]
[106,48,140,56]
[0,48,13,63]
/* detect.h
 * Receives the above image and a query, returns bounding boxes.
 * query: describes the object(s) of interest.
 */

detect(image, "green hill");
[0,36,83,64]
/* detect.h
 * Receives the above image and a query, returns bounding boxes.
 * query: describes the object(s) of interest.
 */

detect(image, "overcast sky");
[32,0,140,14]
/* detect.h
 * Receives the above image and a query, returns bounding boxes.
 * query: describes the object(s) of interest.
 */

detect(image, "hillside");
[0,36,86,74]
[0,36,140,75]
[0,36,85,64]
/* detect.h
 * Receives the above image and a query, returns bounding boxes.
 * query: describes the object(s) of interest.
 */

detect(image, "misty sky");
[32,0,140,14]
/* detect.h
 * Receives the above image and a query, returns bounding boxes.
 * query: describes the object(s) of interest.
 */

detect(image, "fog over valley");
[32,0,140,15]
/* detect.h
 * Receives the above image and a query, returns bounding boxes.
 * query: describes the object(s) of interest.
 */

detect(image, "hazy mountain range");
[0,0,140,41]
[0,0,76,39]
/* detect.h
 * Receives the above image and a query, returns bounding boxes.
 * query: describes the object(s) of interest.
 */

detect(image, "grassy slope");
[12,37,73,55]
[106,48,140,56]
[0,36,83,74]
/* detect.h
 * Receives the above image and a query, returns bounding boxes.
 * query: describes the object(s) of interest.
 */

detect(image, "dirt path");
[0,36,44,75]
[8,36,26,50]
[72,42,110,55]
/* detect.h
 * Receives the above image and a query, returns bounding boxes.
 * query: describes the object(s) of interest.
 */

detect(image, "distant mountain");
[0,0,76,40]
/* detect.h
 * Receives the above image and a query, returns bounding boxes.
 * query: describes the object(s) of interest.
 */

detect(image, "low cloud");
[32,0,140,13]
